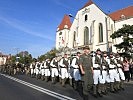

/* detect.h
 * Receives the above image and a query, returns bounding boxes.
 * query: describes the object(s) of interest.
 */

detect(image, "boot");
[69,78,73,86]
[52,77,55,84]
[83,94,89,100]
[98,84,103,97]
[45,76,48,82]
[62,79,65,87]
[120,80,125,90]
[41,75,44,81]
[73,80,78,90]
[59,77,62,84]
[110,82,115,93]
[93,85,98,98]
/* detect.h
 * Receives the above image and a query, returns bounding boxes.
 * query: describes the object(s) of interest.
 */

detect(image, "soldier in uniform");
[115,53,125,90]
[92,49,103,97]
[59,54,69,87]
[109,52,120,92]
[30,62,35,77]
[44,59,51,82]
[50,56,59,84]
[40,61,45,80]
[71,52,81,90]
[35,61,40,79]
[79,46,93,100]
[100,51,110,94]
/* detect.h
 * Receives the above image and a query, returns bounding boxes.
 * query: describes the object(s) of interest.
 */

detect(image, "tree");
[38,48,58,61]
[110,24,133,58]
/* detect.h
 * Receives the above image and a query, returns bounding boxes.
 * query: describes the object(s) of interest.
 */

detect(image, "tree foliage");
[110,24,133,58]
[38,48,58,61]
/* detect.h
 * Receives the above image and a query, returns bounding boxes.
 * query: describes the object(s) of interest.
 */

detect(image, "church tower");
[56,15,72,50]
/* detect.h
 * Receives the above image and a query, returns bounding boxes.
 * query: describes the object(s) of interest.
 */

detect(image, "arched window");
[73,31,76,47]
[85,14,88,21]
[99,23,103,42]
[84,27,89,45]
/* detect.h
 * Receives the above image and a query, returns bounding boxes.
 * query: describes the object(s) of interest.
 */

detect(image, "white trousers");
[73,69,81,81]
[30,68,34,75]
[93,70,103,84]
[109,69,120,82]
[61,68,68,79]
[36,69,40,75]
[45,69,50,76]
[118,68,125,81]
[51,68,58,77]
[41,69,45,76]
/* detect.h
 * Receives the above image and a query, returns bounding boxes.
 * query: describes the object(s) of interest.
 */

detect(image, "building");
[55,0,133,54]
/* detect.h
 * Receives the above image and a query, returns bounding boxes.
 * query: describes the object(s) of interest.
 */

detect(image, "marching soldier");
[79,46,93,100]
[71,52,81,90]
[100,51,110,94]
[92,49,103,97]
[35,61,40,79]
[44,59,51,82]
[109,52,120,93]
[40,61,45,80]
[30,62,35,77]
[59,54,69,87]
[50,56,59,84]
[115,53,125,90]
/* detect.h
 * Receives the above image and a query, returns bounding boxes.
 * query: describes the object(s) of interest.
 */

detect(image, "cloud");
[0,16,55,41]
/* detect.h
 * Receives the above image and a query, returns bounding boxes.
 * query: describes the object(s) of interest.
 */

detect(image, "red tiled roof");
[58,15,72,31]
[80,0,93,10]
[109,6,133,21]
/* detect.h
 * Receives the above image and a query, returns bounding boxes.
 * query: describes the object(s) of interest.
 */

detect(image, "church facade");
[56,1,133,54]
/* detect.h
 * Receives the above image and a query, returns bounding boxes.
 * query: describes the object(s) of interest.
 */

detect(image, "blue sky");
[0,0,132,58]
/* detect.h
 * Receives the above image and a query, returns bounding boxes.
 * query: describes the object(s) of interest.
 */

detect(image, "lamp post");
[69,14,79,50]
[105,17,109,53]
[14,47,20,62]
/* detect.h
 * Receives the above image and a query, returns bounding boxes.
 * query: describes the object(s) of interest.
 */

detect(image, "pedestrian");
[123,57,130,82]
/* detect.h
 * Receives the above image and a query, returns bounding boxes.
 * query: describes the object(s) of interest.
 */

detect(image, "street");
[0,73,133,100]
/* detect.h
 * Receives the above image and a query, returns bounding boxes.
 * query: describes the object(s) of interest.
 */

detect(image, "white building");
[56,1,133,53]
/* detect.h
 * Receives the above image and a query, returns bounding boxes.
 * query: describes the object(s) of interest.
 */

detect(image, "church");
[55,0,133,54]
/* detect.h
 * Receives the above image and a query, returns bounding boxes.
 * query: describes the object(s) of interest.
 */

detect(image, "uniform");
[59,55,69,87]
[92,50,103,97]
[35,62,40,79]
[40,61,45,80]
[71,55,81,90]
[115,54,125,90]
[109,53,120,92]
[100,52,110,94]
[50,57,59,84]
[30,63,35,77]
[44,59,51,82]
[79,49,93,100]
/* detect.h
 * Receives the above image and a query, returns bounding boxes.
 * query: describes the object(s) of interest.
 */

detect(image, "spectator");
[129,61,133,80]
[123,58,130,82]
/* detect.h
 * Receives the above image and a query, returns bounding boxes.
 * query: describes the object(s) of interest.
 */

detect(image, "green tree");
[110,24,133,58]
[38,48,58,61]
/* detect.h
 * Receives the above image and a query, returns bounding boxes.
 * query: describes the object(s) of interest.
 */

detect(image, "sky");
[0,0,132,58]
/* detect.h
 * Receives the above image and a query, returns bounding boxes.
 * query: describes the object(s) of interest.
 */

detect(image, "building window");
[59,32,62,35]
[84,27,89,45]
[85,14,88,21]
[73,31,76,47]
[99,23,103,43]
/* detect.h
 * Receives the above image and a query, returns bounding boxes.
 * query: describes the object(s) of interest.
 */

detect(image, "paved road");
[0,73,133,100]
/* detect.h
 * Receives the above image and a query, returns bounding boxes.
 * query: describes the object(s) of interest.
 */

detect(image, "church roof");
[57,15,72,31]
[80,0,93,10]
[109,6,133,21]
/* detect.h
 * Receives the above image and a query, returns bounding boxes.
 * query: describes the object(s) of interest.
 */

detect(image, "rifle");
[100,55,103,79]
